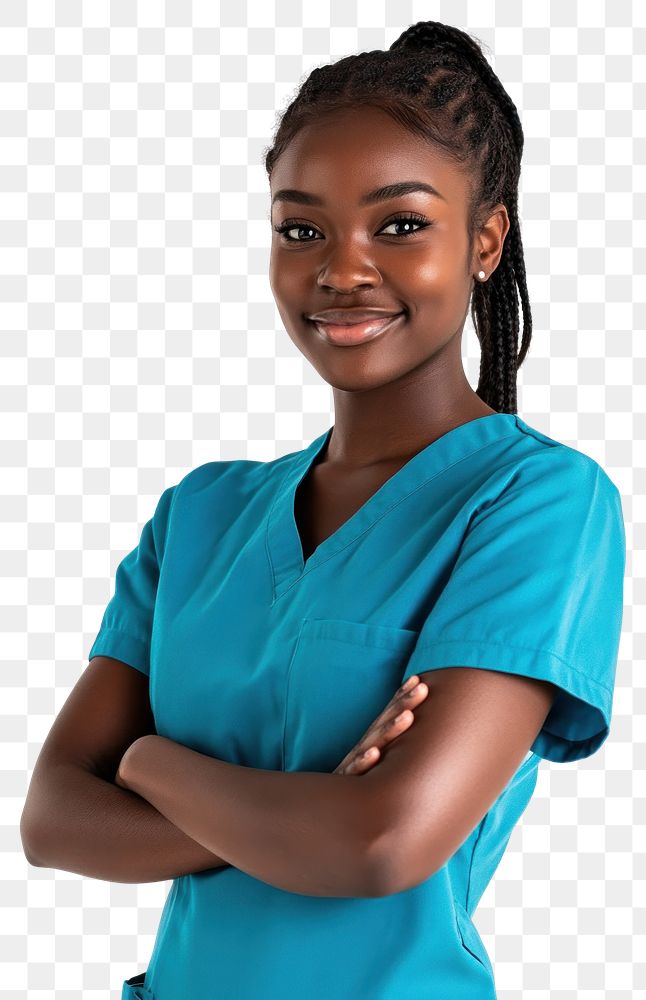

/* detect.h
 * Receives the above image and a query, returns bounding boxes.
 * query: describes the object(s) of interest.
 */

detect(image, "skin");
[21,653,426,884]
[334,674,428,775]
[21,106,553,901]
[268,103,510,479]
[99,108,528,897]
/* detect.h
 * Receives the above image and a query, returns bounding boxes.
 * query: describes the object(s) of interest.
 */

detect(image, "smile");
[310,312,405,347]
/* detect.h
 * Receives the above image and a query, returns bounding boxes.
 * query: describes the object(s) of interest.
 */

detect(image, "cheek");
[269,252,306,311]
[269,245,290,292]
[405,253,471,325]
[269,256,295,318]
[268,250,282,299]
[404,247,456,297]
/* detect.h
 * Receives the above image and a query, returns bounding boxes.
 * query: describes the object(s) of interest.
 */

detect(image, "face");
[269,105,508,396]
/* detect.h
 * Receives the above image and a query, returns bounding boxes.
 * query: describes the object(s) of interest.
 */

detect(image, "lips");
[307,309,402,325]
[310,311,405,347]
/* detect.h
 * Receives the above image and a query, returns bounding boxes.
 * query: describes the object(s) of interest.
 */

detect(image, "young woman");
[21,20,625,1000]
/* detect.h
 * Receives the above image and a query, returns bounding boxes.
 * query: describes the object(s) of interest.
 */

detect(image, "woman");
[21,20,625,1000]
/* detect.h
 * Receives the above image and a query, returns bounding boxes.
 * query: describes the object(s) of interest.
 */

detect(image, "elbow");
[365,848,420,898]
[20,809,44,868]
[363,827,439,898]
[23,846,43,869]
[350,840,392,899]
[336,784,398,899]
[353,811,411,899]
[341,777,425,898]
[363,838,408,898]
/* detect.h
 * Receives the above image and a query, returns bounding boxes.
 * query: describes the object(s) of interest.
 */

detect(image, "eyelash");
[272,212,434,243]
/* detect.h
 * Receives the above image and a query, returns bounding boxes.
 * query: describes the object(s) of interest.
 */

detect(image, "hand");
[114,762,130,789]
[114,737,148,790]
[333,675,428,776]
[114,755,132,789]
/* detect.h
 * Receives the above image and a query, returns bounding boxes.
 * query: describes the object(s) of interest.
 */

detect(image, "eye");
[273,221,321,243]
[379,213,433,238]
[272,212,433,243]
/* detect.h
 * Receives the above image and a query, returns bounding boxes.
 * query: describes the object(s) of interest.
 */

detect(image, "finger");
[366,678,426,733]
[401,680,428,704]
[381,682,428,731]
[347,746,381,774]
[389,674,420,710]
[352,706,417,772]
[336,682,429,775]
[354,682,428,758]
[352,708,418,772]
[379,688,427,738]
[391,677,428,716]
[372,676,420,725]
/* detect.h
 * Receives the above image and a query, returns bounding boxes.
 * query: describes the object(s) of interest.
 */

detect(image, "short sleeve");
[86,484,177,676]
[400,448,626,763]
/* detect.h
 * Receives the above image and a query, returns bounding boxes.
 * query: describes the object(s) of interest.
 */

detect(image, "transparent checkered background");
[3,1,643,997]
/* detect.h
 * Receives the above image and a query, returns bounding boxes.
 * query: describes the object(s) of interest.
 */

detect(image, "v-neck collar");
[267,412,520,603]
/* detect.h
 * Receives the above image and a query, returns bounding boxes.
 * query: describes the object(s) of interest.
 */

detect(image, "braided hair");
[263,20,532,414]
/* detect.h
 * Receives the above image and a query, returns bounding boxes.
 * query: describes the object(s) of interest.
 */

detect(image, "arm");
[23,656,427,886]
[22,762,232,883]
[358,667,559,895]
[119,734,383,898]
[20,656,231,882]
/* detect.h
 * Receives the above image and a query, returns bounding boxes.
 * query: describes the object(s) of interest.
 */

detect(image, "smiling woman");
[266,107,514,424]
[21,17,626,1000]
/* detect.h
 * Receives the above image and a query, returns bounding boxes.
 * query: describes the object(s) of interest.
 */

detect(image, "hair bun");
[390,20,478,57]
[391,20,524,158]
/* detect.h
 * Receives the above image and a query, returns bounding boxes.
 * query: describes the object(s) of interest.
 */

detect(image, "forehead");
[269,105,468,208]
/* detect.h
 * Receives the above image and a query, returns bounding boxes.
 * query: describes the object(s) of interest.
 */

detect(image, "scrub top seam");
[270,426,521,603]
[464,750,539,914]
[417,636,613,695]
[160,478,181,557]
[513,418,606,478]
[94,622,150,645]
[513,417,561,448]
[464,814,488,914]
[265,461,298,602]
[541,724,603,747]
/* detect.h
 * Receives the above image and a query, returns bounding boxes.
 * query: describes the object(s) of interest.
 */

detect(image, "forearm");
[21,763,231,883]
[121,736,382,898]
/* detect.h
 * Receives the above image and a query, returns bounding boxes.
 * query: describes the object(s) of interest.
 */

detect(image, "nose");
[315,243,382,293]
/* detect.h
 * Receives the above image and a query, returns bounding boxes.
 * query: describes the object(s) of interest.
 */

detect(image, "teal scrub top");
[87,412,625,1000]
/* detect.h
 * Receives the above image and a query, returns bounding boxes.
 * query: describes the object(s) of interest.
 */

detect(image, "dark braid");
[263,20,533,413]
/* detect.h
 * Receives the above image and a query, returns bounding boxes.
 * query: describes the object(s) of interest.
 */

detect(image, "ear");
[472,201,510,279]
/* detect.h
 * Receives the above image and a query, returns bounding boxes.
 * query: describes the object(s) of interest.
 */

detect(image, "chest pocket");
[282,617,419,773]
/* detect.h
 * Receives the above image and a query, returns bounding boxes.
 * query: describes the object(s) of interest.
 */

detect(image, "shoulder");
[460,416,625,562]
[152,448,301,532]
[496,415,622,510]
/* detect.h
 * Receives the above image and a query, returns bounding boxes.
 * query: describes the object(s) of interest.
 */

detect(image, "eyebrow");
[271,180,446,208]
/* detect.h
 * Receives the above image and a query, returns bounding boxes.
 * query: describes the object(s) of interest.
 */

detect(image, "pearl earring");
[477,270,486,280]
